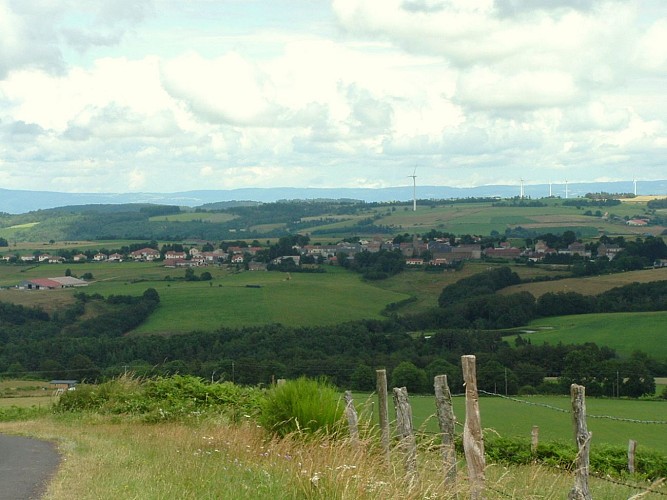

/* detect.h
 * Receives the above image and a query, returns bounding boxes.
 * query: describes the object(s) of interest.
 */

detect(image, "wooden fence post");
[434,374,457,484]
[628,439,637,474]
[531,425,539,456]
[461,355,485,500]
[376,369,391,465]
[568,384,592,500]
[393,387,418,484]
[344,391,359,448]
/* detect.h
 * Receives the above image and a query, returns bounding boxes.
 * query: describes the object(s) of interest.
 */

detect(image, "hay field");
[499,267,667,298]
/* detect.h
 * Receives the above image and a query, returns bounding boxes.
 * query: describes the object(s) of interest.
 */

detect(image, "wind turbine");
[549,179,552,197]
[409,167,417,211]
[633,177,637,196]
[565,179,569,199]
[520,178,525,199]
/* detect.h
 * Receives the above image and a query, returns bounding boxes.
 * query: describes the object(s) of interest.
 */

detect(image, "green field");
[129,268,409,333]
[504,311,667,359]
[359,392,667,455]
[0,262,410,332]
[372,200,661,237]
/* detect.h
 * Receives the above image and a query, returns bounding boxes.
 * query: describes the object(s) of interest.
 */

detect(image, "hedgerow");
[54,375,264,423]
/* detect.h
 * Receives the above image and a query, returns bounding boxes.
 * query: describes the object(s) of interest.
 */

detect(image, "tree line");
[1,273,665,398]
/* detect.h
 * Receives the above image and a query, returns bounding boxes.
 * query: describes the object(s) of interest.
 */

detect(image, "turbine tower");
[549,180,552,197]
[633,177,637,196]
[409,167,417,211]
[565,179,569,199]
[520,178,525,199]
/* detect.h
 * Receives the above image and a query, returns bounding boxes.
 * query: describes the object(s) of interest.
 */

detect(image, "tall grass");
[1,415,653,499]
[260,377,345,438]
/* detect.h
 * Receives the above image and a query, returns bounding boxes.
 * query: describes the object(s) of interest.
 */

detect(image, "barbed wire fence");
[363,360,667,499]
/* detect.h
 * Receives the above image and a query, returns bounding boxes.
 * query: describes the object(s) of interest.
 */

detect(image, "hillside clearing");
[504,311,667,359]
[500,267,667,298]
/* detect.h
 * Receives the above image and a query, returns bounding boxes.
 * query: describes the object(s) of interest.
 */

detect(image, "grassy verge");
[1,415,655,499]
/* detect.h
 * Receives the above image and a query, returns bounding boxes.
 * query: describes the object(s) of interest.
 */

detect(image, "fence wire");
[477,390,667,424]
[401,390,667,498]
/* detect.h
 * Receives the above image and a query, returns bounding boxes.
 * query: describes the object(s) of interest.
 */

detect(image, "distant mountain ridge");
[2,180,666,214]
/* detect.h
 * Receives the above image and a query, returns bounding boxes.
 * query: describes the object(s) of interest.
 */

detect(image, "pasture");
[359,392,667,455]
[506,311,667,359]
[0,262,411,332]
[129,268,409,333]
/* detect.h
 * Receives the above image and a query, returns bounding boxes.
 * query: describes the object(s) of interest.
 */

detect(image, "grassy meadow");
[357,392,667,455]
[504,311,667,359]
[0,262,410,332]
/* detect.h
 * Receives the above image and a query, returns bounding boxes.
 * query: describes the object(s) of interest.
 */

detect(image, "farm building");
[49,380,78,391]
[18,276,88,290]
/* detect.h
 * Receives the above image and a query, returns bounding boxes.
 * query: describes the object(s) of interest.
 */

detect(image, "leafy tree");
[391,361,427,394]
[350,364,375,391]
[477,360,519,395]
[514,362,546,388]
[425,358,463,393]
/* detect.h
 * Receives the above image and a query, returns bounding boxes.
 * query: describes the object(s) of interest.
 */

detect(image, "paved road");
[0,434,60,500]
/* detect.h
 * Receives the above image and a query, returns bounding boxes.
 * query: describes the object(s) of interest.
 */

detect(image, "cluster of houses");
[1,238,629,274]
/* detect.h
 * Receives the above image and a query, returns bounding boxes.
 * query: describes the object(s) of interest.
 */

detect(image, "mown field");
[359,392,667,455]
[500,267,667,298]
[504,311,667,359]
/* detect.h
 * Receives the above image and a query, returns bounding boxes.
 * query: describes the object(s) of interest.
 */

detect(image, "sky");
[0,0,666,194]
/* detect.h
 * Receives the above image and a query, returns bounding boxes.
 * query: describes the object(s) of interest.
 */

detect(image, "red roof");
[29,278,62,288]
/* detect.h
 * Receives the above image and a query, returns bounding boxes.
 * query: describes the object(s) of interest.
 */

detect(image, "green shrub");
[54,374,264,423]
[518,385,537,395]
[482,435,667,480]
[260,377,345,438]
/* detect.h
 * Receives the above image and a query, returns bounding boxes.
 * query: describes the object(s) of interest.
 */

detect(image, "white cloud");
[0,0,665,194]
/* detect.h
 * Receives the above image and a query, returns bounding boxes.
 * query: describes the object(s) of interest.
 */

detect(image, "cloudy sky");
[0,0,665,194]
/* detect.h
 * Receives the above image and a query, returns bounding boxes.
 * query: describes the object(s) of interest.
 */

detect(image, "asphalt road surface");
[0,434,60,500]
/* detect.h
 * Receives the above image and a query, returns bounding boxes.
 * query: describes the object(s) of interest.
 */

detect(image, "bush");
[259,377,345,438]
[483,435,667,480]
[54,374,264,423]
[518,385,537,395]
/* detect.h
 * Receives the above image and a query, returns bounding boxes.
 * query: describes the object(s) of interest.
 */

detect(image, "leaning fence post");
[434,374,457,485]
[376,369,391,465]
[344,391,359,448]
[568,384,592,500]
[461,355,485,500]
[393,387,418,484]
[628,439,637,474]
